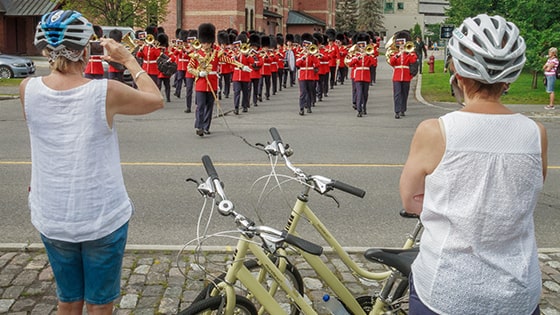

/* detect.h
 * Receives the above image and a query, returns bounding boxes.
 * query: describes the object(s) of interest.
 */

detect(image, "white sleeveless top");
[412,111,543,315]
[25,77,132,242]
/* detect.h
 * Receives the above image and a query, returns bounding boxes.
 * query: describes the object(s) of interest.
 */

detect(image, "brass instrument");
[365,44,376,55]
[404,41,415,53]
[385,35,398,63]
[348,44,358,55]
[240,43,251,54]
[122,32,138,53]
[191,39,202,50]
[306,44,319,55]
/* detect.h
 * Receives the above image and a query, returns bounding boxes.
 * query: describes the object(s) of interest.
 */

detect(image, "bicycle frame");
[208,233,318,315]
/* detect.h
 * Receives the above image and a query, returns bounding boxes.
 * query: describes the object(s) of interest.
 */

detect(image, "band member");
[188,23,250,136]
[325,29,339,90]
[314,33,330,101]
[346,33,374,117]
[217,31,234,99]
[296,33,320,115]
[335,33,348,85]
[276,35,285,92]
[369,35,379,85]
[248,34,263,107]
[136,25,160,84]
[173,29,189,99]
[84,25,104,79]
[156,33,174,102]
[258,35,272,102]
[184,29,198,113]
[231,36,252,114]
[388,30,418,119]
[269,36,279,96]
[283,33,297,88]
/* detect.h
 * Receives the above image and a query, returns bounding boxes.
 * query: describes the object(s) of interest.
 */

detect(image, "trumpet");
[240,43,251,54]
[145,34,156,46]
[365,44,377,55]
[306,44,319,55]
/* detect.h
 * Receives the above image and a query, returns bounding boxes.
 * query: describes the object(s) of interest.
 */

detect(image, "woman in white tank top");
[399,14,548,315]
[20,10,164,315]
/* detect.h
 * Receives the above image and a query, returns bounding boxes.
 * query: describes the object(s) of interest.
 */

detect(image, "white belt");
[264,63,271,66]
[354,67,369,70]
[146,60,158,64]
[299,67,315,70]
[89,59,103,63]
[395,65,409,69]
[320,62,329,64]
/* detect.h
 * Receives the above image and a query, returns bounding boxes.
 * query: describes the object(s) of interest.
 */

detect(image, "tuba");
[385,35,398,64]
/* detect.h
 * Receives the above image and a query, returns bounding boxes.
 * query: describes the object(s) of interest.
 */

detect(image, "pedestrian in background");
[400,14,547,315]
[21,10,163,315]
[543,47,558,110]
[414,36,428,74]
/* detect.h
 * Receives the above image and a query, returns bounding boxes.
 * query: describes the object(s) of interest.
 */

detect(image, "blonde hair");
[42,48,88,73]
[449,60,506,100]
[549,47,558,57]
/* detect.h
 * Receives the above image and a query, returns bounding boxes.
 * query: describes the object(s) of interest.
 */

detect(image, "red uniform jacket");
[250,54,263,79]
[188,49,242,92]
[348,54,373,82]
[137,45,161,75]
[85,55,104,75]
[232,53,252,82]
[296,54,320,81]
[318,48,330,75]
[260,51,272,76]
[389,52,418,82]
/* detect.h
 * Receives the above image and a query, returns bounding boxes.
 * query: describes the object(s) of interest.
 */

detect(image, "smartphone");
[89,41,105,56]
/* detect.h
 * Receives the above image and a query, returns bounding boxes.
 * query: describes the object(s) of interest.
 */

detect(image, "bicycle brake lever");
[324,193,341,208]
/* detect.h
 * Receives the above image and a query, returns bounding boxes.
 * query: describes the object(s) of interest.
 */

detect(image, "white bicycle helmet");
[34,10,93,51]
[447,14,526,84]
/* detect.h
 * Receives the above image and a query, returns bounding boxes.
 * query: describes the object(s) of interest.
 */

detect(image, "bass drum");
[286,49,296,72]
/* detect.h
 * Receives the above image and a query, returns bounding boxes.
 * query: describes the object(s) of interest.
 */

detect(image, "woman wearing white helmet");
[20,10,163,315]
[400,14,547,315]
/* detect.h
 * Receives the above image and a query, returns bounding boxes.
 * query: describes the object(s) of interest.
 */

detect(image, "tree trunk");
[532,70,538,89]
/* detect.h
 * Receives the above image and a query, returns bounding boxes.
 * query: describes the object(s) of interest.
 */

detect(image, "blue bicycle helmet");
[34,10,93,51]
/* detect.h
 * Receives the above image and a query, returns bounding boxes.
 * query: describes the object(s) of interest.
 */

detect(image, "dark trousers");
[277,69,284,90]
[157,77,171,101]
[185,77,194,110]
[195,91,214,131]
[220,73,232,98]
[108,71,124,82]
[355,81,369,113]
[284,70,296,87]
[317,73,328,98]
[337,67,347,84]
[370,66,377,84]
[393,81,411,114]
[329,66,336,88]
[174,70,186,97]
[299,80,315,109]
[233,81,250,109]
[258,75,271,99]
[271,72,278,94]
[250,78,260,105]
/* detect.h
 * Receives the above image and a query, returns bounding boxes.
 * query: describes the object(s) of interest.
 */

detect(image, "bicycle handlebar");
[197,155,323,256]
[268,127,366,199]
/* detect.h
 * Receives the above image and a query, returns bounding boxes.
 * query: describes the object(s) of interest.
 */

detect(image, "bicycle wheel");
[178,295,258,315]
[193,258,304,315]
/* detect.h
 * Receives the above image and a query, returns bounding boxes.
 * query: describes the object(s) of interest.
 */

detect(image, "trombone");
[191,39,202,50]
[145,34,160,48]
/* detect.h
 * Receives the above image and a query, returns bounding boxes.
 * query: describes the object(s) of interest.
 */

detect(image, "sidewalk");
[1,65,559,314]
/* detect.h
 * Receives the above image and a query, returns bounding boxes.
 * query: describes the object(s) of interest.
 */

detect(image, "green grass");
[0,78,23,87]
[420,60,549,105]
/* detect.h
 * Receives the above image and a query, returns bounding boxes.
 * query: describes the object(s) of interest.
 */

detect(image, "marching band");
[88,23,419,132]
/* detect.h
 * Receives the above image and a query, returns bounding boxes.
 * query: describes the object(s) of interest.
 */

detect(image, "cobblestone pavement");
[0,246,559,314]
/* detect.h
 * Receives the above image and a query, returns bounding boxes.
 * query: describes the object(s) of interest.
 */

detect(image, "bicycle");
[179,155,325,315]
[193,128,423,314]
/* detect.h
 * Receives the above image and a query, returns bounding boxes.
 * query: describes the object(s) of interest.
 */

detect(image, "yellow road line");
[1,161,560,169]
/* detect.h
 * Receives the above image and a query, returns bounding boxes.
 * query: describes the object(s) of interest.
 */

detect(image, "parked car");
[0,53,36,79]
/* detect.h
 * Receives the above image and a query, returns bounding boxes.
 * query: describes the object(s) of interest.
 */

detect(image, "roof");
[264,9,282,19]
[286,10,326,26]
[2,0,59,16]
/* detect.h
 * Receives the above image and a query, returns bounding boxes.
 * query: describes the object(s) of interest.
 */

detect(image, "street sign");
[440,25,454,39]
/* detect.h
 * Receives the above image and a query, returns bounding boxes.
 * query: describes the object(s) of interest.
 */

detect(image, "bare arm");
[399,119,445,215]
[101,38,164,127]
[19,77,31,119]
[537,122,548,181]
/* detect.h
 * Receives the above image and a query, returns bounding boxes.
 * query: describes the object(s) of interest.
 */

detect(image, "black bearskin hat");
[335,32,345,42]
[187,29,198,39]
[313,32,323,45]
[261,35,271,48]
[228,33,237,45]
[249,34,261,48]
[394,30,411,42]
[276,35,284,45]
[198,23,216,44]
[325,28,336,41]
[145,25,157,36]
[356,32,369,44]
[157,33,169,48]
[236,33,248,43]
[269,35,277,48]
[217,31,229,44]
[178,29,189,41]
[285,33,294,43]
[294,34,302,44]
[301,33,314,45]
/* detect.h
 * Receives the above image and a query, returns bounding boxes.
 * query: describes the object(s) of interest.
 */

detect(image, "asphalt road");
[1,57,559,249]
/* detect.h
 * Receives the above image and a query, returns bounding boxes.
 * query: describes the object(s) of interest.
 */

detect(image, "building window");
[397,2,404,10]
[384,1,394,13]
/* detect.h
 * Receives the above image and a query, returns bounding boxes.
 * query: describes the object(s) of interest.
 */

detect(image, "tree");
[356,0,384,32]
[336,0,358,33]
[63,0,170,27]
[411,23,422,40]
[445,0,560,89]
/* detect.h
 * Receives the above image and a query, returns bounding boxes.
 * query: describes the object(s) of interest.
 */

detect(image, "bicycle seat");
[399,209,419,219]
[363,247,419,276]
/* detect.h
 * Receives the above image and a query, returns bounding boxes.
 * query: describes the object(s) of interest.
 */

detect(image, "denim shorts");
[41,222,128,305]
[546,75,556,93]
